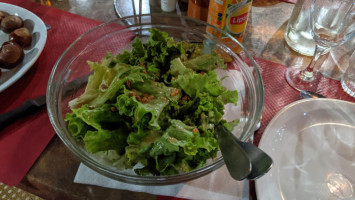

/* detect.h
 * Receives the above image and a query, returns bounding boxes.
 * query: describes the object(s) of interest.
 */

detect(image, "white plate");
[256,98,355,200]
[0,3,47,92]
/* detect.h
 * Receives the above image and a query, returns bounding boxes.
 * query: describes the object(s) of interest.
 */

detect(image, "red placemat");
[0,0,101,186]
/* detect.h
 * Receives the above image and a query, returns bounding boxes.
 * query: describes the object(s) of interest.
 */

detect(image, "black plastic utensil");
[0,95,46,130]
[0,74,89,131]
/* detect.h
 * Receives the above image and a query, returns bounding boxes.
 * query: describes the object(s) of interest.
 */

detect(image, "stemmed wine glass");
[285,0,355,92]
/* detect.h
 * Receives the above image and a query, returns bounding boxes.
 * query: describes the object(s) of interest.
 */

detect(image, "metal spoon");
[300,90,326,99]
[233,137,273,179]
[215,124,251,181]
[215,125,273,180]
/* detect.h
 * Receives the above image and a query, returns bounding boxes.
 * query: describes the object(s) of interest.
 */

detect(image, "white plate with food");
[0,3,47,92]
[256,98,355,200]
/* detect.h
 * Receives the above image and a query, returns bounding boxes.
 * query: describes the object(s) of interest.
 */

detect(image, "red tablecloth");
[0,0,101,186]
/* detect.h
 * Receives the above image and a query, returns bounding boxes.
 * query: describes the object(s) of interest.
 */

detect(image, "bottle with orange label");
[188,0,210,21]
[206,0,252,54]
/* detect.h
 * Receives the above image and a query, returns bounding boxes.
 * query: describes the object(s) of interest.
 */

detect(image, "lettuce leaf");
[65,112,93,140]
[65,28,239,176]
[117,28,185,80]
[173,70,226,98]
[170,58,193,76]
[83,129,128,154]
[71,104,125,130]
[69,61,148,108]
[147,120,219,173]
[183,53,225,72]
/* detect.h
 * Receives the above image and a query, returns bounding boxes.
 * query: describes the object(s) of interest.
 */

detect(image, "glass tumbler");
[284,0,315,56]
[341,51,355,97]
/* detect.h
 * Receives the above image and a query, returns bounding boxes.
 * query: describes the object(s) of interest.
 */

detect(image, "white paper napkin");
[74,163,249,200]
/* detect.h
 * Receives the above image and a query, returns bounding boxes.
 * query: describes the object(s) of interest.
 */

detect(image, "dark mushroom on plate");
[0,11,9,22]
[9,27,32,48]
[0,41,24,69]
[1,15,24,33]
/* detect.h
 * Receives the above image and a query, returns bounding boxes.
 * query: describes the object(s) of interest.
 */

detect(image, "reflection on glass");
[326,173,353,199]
[132,0,150,16]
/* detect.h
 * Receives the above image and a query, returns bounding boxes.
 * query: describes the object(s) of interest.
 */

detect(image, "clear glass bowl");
[47,14,264,185]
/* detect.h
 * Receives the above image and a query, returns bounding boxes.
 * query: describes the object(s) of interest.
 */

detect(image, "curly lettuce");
[65,28,239,175]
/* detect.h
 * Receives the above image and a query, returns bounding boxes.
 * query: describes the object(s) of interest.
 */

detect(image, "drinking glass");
[285,0,315,56]
[285,0,355,92]
[341,50,355,97]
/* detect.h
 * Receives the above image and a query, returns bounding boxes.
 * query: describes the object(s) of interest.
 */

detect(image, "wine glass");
[285,0,355,92]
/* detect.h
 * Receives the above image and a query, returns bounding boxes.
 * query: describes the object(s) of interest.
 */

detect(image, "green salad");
[65,28,239,175]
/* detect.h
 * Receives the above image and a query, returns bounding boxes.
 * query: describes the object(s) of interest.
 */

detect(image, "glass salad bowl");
[46,14,264,185]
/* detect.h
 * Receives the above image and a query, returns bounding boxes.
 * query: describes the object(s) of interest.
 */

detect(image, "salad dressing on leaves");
[65,28,239,176]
